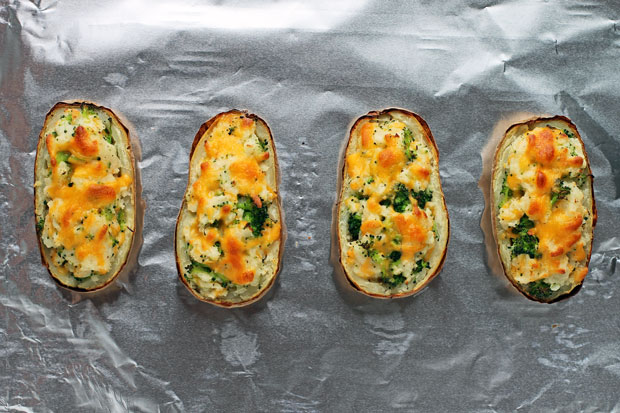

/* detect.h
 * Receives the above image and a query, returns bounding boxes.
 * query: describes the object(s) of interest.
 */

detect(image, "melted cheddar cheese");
[35,105,133,284]
[339,112,448,295]
[179,112,281,302]
[496,124,593,299]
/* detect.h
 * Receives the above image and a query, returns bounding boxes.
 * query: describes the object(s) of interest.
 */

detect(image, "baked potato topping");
[494,120,595,302]
[338,110,449,297]
[177,111,281,304]
[34,103,134,290]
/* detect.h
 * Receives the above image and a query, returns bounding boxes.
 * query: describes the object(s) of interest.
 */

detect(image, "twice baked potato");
[175,110,283,307]
[491,116,596,303]
[34,102,136,291]
[337,108,449,298]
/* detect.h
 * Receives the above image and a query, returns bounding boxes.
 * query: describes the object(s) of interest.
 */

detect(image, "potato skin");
[490,116,596,303]
[174,110,283,308]
[34,101,136,292]
[336,108,450,299]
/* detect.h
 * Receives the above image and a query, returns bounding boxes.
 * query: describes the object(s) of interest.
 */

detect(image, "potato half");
[175,110,283,307]
[491,116,596,303]
[337,108,449,298]
[34,102,136,291]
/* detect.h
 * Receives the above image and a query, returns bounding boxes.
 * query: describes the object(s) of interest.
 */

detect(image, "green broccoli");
[402,127,416,161]
[237,195,269,237]
[393,183,410,213]
[388,251,402,262]
[527,280,553,300]
[550,180,571,206]
[347,212,362,241]
[498,174,514,208]
[411,188,432,209]
[188,260,230,287]
[413,259,430,273]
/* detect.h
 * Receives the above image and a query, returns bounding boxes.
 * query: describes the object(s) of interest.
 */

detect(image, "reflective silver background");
[1,0,620,411]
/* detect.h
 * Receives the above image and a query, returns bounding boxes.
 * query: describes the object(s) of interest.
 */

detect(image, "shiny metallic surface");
[1,1,619,411]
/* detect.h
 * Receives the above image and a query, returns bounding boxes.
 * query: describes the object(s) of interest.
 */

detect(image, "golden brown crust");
[34,101,136,292]
[490,115,596,303]
[336,108,450,299]
[175,110,283,307]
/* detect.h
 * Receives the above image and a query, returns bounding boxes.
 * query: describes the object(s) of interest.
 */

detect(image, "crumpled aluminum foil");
[2,0,619,411]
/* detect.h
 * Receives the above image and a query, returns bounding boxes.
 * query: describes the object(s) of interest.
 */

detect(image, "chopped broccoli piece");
[81,104,96,117]
[393,183,410,213]
[379,199,391,206]
[402,127,416,161]
[369,249,384,265]
[348,212,362,241]
[117,209,126,231]
[102,207,115,222]
[413,259,430,273]
[498,174,514,208]
[563,129,576,139]
[388,251,402,262]
[411,188,432,209]
[527,280,553,300]
[36,218,45,233]
[257,138,268,152]
[237,195,269,237]
[55,151,71,163]
[353,191,369,200]
[381,273,405,288]
[512,214,535,235]
[550,180,571,206]
[511,234,541,259]
[510,214,541,259]
[189,260,230,287]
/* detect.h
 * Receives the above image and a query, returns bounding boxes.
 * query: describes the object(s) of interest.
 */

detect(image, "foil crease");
[1,0,620,411]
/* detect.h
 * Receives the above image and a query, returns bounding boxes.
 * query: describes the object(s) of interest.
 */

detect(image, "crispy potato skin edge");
[174,109,283,308]
[34,101,136,293]
[336,108,450,299]
[490,115,596,303]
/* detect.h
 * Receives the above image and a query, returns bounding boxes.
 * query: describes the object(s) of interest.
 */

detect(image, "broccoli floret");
[411,188,433,209]
[36,218,45,233]
[393,183,410,213]
[498,174,514,208]
[257,138,268,152]
[189,260,230,287]
[412,259,430,273]
[237,195,269,237]
[347,212,362,241]
[510,214,541,259]
[563,129,576,139]
[117,208,126,231]
[550,180,571,206]
[402,127,416,161]
[388,251,402,262]
[381,273,405,288]
[511,234,541,259]
[527,280,553,300]
[512,214,535,235]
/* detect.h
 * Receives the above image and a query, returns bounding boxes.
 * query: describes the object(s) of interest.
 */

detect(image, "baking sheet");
[2,0,620,411]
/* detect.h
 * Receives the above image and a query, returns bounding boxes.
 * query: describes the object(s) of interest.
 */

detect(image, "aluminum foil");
[2,0,620,411]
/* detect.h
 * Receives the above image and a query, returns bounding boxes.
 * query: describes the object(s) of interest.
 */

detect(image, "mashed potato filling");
[496,125,592,298]
[339,112,448,295]
[179,112,281,301]
[36,105,132,281]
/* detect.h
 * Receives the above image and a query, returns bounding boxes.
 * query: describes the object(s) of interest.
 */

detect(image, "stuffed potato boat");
[34,102,136,291]
[337,108,449,298]
[175,110,283,307]
[491,116,596,303]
